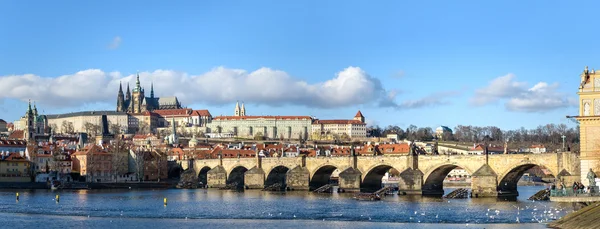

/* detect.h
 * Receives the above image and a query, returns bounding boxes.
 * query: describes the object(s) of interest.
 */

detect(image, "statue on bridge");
[587,168,597,189]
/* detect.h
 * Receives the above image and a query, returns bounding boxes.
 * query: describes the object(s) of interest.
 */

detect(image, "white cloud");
[471,74,575,112]
[0,66,451,110]
[108,36,122,49]
[400,91,461,108]
[470,74,527,106]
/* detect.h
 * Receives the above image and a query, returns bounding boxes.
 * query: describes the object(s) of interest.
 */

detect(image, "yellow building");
[575,66,600,186]
[0,153,31,182]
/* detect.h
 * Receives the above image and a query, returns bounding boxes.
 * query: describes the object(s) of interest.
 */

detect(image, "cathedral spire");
[33,102,38,116]
[126,83,131,100]
[150,82,154,98]
[27,99,33,115]
[135,72,141,91]
[235,101,240,116]
[118,81,123,94]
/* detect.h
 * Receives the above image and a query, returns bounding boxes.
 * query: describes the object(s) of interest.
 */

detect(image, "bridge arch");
[310,164,341,189]
[361,163,397,192]
[497,163,556,196]
[227,165,249,189]
[422,163,473,196]
[265,165,290,187]
[197,166,211,186]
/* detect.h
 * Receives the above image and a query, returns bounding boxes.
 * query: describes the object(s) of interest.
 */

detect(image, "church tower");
[24,100,35,141]
[354,110,365,123]
[117,82,125,112]
[234,101,241,116]
[240,102,246,116]
[575,66,600,186]
[131,73,145,113]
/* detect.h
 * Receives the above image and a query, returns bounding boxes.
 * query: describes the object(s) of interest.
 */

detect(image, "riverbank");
[549,203,600,229]
[0,182,176,190]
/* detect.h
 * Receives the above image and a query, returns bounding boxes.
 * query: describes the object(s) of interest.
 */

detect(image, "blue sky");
[0,0,596,130]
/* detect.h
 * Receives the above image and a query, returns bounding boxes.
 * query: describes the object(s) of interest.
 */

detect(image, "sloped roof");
[8,130,24,140]
[355,110,364,118]
[314,119,364,125]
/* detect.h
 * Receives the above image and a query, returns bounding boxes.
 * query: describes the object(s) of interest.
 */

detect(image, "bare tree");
[109,139,129,182]
[132,147,146,182]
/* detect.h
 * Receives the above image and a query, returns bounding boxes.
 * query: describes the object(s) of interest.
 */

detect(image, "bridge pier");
[470,164,498,198]
[398,168,423,195]
[207,165,227,188]
[339,167,362,192]
[244,166,265,189]
[286,166,310,190]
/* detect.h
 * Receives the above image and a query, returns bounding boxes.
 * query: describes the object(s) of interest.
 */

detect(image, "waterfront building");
[574,66,600,186]
[311,111,367,139]
[116,74,182,113]
[0,152,31,182]
[206,104,312,140]
[72,145,113,182]
[0,140,27,154]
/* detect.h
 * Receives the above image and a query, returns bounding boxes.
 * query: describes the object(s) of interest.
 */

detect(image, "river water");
[0,186,574,228]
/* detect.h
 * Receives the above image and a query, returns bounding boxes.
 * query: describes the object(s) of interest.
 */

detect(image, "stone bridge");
[187,152,580,197]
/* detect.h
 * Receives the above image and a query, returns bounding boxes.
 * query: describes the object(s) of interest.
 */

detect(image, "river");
[0,186,574,228]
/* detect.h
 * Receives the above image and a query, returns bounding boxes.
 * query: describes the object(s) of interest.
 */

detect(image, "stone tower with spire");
[117,82,125,112]
[240,102,246,116]
[116,72,182,113]
[23,100,35,141]
[234,101,241,116]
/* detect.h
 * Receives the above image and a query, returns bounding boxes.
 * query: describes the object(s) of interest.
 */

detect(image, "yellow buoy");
[16,192,19,201]
[56,194,60,202]
[164,197,167,206]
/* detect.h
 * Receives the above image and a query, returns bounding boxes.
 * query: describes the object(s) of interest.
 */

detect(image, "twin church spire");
[116,72,157,113]
[234,101,246,116]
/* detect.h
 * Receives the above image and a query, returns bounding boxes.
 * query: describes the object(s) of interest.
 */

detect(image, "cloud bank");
[0,66,452,110]
[470,73,575,112]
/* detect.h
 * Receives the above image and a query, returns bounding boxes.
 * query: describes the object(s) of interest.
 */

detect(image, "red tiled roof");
[8,130,24,140]
[355,110,364,118]
[213,116,312,121]
[193,110,211,117]
[314,119,365,125]
[0,139,27,146]
[4,153,29,162]
[153,108,193,116]
[378,143,410,155]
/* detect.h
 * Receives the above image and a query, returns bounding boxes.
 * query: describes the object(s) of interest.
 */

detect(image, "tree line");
[369,123,580,152]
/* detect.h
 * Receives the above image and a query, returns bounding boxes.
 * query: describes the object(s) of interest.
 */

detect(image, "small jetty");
[263,183,285,191]
[528,189,550,201]
[444,188,470,199]
[374,186,394,196]
[353,193,381,201]
[219,182,239,190]
[313,184,334,193]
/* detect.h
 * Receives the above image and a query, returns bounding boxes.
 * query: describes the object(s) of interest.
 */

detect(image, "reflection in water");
[0,186,574,226]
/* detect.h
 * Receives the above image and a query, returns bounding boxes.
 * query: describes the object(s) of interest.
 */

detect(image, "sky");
[0,0,596,130]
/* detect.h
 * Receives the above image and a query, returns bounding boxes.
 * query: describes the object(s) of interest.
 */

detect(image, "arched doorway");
[497,164,555,197]
[265,166,290,187]
[362,165,394,192]
[423,165,470,196]
[198,166,211,186]
[227,166,248,189]
[310,165,338,190]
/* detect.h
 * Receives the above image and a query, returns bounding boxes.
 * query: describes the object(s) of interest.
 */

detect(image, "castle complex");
[116,73,182,113]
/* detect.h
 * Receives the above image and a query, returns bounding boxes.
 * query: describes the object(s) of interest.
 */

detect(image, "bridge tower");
[574,66,600,186]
